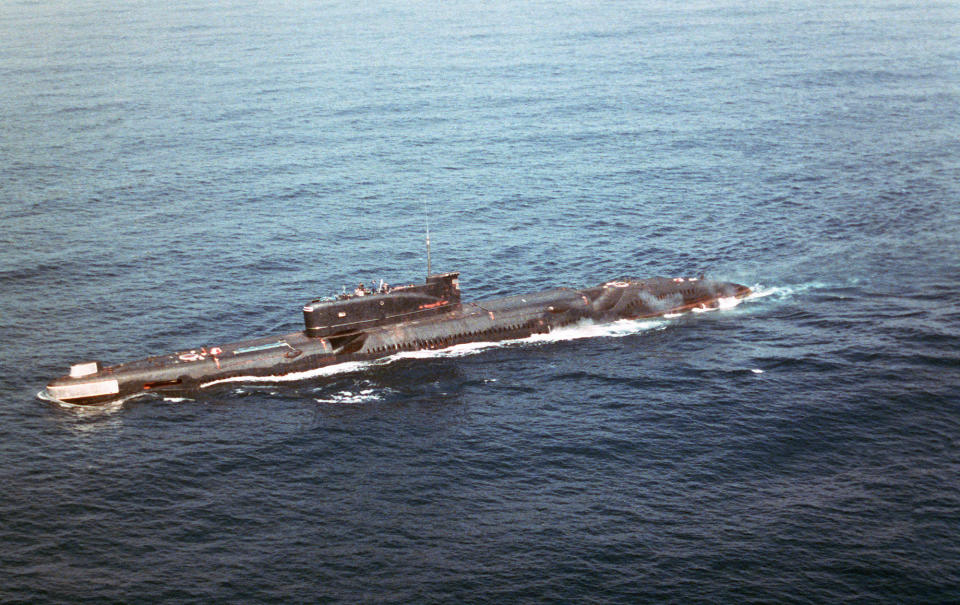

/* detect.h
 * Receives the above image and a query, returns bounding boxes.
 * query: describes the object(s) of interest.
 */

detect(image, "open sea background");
[2,0,959,602]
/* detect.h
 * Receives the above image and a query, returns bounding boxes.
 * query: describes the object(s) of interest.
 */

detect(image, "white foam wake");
[745,281,827,301]
[198,317,670,388]
[691,295,745,313]
[525,317,668,343]
[200,360,374,388]
[37,388,135,413]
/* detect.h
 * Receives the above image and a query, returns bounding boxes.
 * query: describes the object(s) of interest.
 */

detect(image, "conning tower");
[302,272,460,338]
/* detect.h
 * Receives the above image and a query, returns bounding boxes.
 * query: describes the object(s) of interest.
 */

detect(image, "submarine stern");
[45,361,123,404]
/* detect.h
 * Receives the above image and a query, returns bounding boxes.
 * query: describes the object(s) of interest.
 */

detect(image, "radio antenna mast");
[424,203,432,277]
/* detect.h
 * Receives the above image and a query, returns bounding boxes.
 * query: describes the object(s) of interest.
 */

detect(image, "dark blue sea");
[2,1,959,602]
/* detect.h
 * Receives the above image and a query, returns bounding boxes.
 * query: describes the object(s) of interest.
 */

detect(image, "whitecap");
[314,388,385,405]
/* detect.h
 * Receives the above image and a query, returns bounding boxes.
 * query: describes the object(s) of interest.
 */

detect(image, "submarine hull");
[45,276,751,405]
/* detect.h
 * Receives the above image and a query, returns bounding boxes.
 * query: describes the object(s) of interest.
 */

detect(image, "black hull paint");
[45,275,750,405]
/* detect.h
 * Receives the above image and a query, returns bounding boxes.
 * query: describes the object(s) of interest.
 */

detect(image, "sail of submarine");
[44,272,751,405]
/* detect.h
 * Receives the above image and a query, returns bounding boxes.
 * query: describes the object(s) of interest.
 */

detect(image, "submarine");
[44,271,751,405]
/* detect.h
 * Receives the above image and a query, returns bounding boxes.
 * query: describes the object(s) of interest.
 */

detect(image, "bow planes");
[44,271,751,406]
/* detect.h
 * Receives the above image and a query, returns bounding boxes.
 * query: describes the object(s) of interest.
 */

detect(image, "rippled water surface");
[2,1,959,602]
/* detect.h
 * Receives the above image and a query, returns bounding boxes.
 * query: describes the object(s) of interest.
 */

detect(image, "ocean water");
[2,0,959,602]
